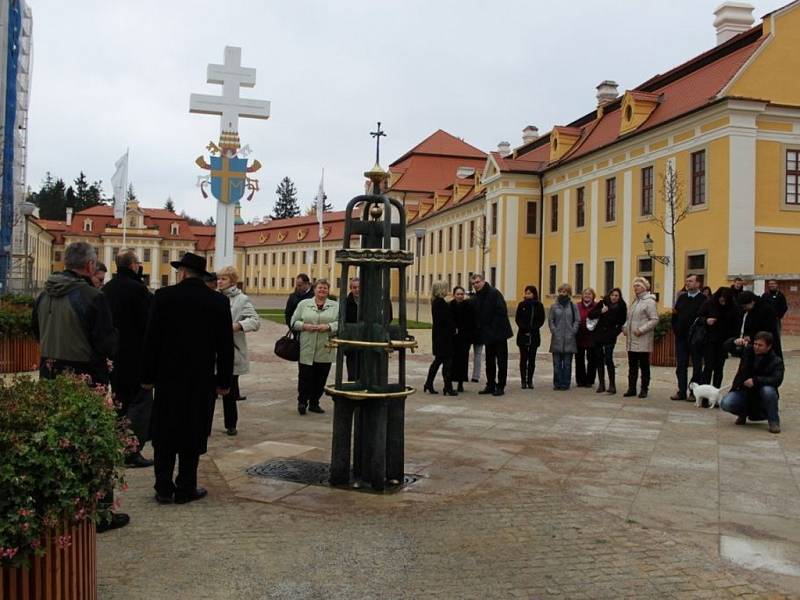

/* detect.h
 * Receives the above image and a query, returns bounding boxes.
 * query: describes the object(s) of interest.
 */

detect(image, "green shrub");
[0,376,128,567]
[654,312,673,340]
[0,294,35,338]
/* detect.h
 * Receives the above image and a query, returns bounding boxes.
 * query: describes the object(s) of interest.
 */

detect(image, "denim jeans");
[471,344,484,381]
[720,386,780,424]
[675,335,703,396]
[552,352,573,390]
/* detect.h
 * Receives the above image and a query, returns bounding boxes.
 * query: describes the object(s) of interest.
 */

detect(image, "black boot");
[638,376,650,399]
[308,401,325,414]
[596,370,606,393]
[423,383,438,394]
[527,376,534,389]
[297,399,308,415]
[457,381,464,392]
[607,366,616,394]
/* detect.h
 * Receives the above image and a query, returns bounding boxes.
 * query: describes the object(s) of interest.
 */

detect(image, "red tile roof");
[514,25,767,169]
[390,129,485,167]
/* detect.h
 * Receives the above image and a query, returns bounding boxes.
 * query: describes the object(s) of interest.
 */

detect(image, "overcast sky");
[26,0,786,222]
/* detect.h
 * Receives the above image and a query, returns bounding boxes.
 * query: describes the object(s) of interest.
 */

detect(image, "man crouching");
[720,331,783,434]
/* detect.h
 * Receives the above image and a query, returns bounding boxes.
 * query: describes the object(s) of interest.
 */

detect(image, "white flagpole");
[317,168,324,280]
[122,148,129,247]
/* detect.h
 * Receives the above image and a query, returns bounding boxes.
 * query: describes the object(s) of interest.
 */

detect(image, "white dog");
[689,382,730,409]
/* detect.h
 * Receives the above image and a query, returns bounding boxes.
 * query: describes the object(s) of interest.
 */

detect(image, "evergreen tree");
[272,176,300,220]
[179,210,204,226]
[30,173,68,219]
[164,197,176,212]
[126,183,137,202]
[204,216,215,226]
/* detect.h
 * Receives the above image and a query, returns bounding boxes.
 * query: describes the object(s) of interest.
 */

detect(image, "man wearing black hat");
[141,253,234,504]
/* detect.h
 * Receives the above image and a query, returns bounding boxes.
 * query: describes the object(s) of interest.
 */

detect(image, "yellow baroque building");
[392,1,800,334]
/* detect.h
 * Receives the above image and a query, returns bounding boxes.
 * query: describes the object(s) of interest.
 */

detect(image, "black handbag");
[689,317,707,348]
[274,328,300,362]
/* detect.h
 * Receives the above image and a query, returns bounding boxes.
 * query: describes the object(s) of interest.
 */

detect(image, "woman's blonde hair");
[557,283,573,295]
[431,280,449,299]
[632,277,651,290]
[582,287,596,299]
[217,266,239,284]
[314,278,330,290]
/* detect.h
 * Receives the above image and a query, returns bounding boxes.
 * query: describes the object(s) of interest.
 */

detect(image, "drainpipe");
[538,173,545,295]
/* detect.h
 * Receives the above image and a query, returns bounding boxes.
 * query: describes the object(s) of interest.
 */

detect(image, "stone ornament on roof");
[277,231,287,241]
[258,232,269,243]
[320,226,332,239]
[297,228,308,241]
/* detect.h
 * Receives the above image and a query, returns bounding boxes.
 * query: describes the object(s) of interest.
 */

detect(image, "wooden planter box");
[0,337,39,374]
[0,519,96,600]
[651,329,677,367]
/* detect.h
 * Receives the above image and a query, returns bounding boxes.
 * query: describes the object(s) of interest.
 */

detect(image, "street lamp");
[643,232,670,265]
[414,227,426,323]
[20,202,36,294]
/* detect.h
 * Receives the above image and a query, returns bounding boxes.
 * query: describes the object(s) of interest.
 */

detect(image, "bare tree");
[652,160,690,299]
[473,215,492,276]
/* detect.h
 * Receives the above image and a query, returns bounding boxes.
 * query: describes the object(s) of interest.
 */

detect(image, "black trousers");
[675,335,703,396]
[519,345,537,384]
[627,351,651,391]
[222,375,240,430]
[298,362,332,407]
[345,351,360,382]
[154,445,200,497]
[575,346,598,386]
[485,340,509,390]
[595,343,616,383]
[113,384,154,451]
[702,343,727,388]
[425,356,453,391]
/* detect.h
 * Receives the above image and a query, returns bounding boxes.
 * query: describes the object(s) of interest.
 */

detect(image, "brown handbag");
[274,328,300,362]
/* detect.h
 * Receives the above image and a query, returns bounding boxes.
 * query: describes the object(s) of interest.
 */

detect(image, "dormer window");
[128,216,137,228]
[549,126,581,162]
[83,219,92,232]
[619,91,661,136]
[170,223,180,235]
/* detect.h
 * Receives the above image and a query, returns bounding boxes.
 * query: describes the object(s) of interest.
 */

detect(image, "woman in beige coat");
[622,277,659,398]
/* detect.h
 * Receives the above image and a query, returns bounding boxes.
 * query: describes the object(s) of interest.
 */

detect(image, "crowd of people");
[32,243,259,532]
[423,273,788,434]
[29,240,791,535]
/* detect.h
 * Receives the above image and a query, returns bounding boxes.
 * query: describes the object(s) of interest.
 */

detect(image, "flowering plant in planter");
[654,311,673,340]
[0,293,35,338]
[0,375,130,567]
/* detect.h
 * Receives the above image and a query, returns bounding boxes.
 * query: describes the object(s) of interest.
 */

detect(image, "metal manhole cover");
[245,458,419,493]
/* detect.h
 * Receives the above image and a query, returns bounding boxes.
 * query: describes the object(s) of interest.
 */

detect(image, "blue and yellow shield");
[210,156,248,204]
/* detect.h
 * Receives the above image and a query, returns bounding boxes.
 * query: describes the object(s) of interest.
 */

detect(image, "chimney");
[497,141,511,157]
[596,80,619,107]
[66,207,73,226]
[522,125,539,144]
[713,1,755,45]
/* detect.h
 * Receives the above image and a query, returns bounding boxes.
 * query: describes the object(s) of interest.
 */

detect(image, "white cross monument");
[190,46,270,269]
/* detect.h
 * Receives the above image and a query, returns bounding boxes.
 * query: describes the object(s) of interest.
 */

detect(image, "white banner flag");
[111,150,129,218]
[315,169,325,236]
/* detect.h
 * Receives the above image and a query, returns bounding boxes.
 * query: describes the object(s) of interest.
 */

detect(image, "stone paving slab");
[97,319,800,598]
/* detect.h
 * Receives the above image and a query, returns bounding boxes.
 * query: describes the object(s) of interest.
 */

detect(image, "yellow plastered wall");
[515,196,540,295]
[596,173,624,293]
[728,5,800,107]
[755,232,800,273]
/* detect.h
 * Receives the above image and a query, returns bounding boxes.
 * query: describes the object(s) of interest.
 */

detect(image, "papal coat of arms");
[195,131,261,204]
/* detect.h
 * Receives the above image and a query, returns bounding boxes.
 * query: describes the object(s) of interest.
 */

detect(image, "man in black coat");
[284,273,313,326]
[470,273,513,396]
[670,274,706,401]
[142,253,234,505]
[762,279,789,333]
[721,331,783,434]
[103,249,153,468]
[732,291,782,358]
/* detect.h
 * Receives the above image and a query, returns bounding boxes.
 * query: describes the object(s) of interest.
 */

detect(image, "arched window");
[170,223,180,235]
[83,219,92,232]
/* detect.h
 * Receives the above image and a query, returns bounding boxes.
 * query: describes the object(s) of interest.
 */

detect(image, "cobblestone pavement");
[98,319,800,599]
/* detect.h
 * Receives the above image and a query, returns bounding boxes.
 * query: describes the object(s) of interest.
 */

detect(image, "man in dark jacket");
[142,253,234,505]
[32,241,118,385]
[720,331,783,434]
[103,249,153,468]
[732,291,782,358]
[284,273,313,326]
[762,279,788,333]
[344,277,360,381]
[470,273,513,396]
[32,241,126,533]
[670,275,706,401]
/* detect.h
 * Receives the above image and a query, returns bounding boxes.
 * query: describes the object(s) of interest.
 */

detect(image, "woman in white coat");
[217,266,261,435]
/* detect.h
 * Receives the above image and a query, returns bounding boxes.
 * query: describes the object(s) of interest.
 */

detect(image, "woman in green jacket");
[290,278,339,415]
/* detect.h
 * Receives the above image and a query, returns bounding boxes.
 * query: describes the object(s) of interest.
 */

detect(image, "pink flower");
[120,482,129,492]
[95,491,105,500]
[1,547,18,559]
[112,499,121,511]
[20,523,30,532]
[57,535,71,549]
[17,508,32,517]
